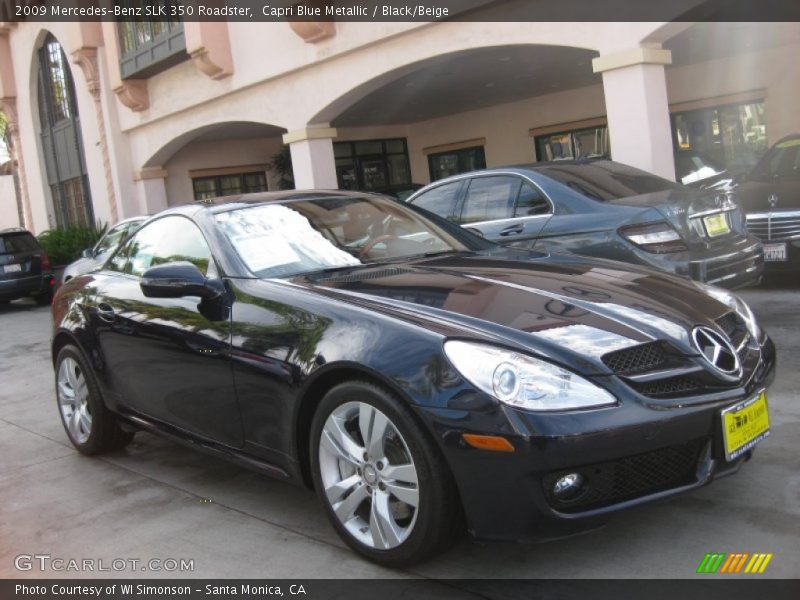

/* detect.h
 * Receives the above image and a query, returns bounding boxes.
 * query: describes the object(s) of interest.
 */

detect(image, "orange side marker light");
[462,433,515,452]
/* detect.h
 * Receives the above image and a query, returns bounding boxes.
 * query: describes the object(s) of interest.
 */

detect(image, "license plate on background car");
[721,392,770,462]
[703,213,730,237]
[763,242,787,262]
[1,264,21,274]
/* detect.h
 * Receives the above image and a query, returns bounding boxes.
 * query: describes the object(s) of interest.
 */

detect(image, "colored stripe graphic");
[720,553,750,573]
[744,553,773,574]
[699,552,774,574]
[733,553,750,573]
[697,553,726,573]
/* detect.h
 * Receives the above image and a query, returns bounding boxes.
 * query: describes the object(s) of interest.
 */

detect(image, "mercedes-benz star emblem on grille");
[768,194,779,208]
[692,326,740,375]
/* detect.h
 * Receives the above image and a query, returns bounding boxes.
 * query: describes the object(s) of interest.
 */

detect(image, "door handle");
[499,224,524,236]
[96,303,116,323]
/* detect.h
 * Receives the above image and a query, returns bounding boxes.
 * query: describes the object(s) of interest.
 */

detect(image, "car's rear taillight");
[40,252,52,270]
[619,221,687,254]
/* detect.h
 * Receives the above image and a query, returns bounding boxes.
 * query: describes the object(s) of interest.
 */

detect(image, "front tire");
[310,380,461,566]
[55,345,134,455]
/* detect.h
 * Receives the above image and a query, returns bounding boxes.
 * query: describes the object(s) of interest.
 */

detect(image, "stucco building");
[0,11,798,234]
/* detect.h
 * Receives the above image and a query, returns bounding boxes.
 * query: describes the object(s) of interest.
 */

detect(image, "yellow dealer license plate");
[704,213,730,237]
[721,392,770,462]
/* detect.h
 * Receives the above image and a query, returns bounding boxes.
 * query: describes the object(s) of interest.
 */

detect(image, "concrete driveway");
[1,282,798,580]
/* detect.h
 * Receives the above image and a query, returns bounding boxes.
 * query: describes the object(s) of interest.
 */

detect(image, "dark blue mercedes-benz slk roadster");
[52,190,775,566]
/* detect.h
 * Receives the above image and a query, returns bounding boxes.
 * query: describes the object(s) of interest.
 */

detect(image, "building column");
[593,47,676,180]
[0,99,33,230]
[282,126,338,190]
[72,47,120,223]
[133,168,169,215]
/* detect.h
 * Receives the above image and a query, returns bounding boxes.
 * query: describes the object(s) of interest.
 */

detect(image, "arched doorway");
[309,44,602,187]
[36,33,93,227]
[138,121,288,211]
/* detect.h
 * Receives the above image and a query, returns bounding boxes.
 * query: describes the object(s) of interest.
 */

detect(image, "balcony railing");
[117,17,188,79]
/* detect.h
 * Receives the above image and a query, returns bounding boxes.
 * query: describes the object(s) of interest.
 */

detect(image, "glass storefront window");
[192,171,267,200]
[428,146,486,181]
[671,100,767,172]
[334,138,411,191]
[534,126,609,162]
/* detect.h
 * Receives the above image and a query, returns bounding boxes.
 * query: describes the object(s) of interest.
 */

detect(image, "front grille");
[716,311,748,347]
[630,376,702,398]
[746,212,800,242]
[543,438,707,513]
[602,342,666,375]
[715,311,739,338]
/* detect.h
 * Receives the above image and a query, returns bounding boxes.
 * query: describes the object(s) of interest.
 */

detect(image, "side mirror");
[82,248,94,259]
[140,262,224,300]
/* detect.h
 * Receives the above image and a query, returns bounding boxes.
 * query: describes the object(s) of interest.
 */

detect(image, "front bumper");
[417,335,776,542]
[761,239,800,273]
[0,272,54,301]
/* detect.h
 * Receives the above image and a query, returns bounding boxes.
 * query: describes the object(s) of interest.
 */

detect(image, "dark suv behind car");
[0,228,55,305]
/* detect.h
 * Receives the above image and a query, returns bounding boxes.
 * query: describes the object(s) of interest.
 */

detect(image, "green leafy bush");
[268,145,294,190]
[37,224,106,266]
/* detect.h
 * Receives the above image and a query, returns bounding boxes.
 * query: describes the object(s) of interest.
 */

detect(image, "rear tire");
[310,380,461,567]
[55,345,134,455]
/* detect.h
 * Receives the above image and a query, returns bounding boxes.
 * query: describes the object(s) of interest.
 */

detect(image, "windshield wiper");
[366,249,469,264]
[294,264,364,278]
[422,249,467,258]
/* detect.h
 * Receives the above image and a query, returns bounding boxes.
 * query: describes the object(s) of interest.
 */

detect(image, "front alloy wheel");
[311,381,461,566]
[57,357,93,444]
[319,401,420,550]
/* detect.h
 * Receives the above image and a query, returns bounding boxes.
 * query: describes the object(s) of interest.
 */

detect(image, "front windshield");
[751,138,800,181]
[215,195,475,278]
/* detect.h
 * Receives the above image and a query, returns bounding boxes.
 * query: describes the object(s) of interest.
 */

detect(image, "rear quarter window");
[0,233,40,254]
[536,161,680,201]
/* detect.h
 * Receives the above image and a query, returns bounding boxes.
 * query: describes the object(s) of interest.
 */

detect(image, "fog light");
[553,473,585,500]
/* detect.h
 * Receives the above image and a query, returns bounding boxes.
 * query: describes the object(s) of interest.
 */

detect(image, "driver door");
[92,215,244,447]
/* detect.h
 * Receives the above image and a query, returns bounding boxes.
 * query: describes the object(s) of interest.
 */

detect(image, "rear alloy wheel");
[55,345,134,455]
[311,381,461,566]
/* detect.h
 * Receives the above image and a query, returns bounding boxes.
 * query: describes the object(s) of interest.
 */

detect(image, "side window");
[411,182,461,218]
[107,239,132,273]
[93,223,129,256]
[458,176,521,224]
[515,183,551,216]
[113,217,213,277]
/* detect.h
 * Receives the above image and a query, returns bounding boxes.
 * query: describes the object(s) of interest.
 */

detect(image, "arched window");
[36,33,93,227]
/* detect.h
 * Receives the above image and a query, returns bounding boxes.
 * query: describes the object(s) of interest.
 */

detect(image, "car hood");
[295,249,729,375]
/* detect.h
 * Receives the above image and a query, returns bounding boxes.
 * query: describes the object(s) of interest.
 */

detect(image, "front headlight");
[443,341,616,411]
[696,283,761,340]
